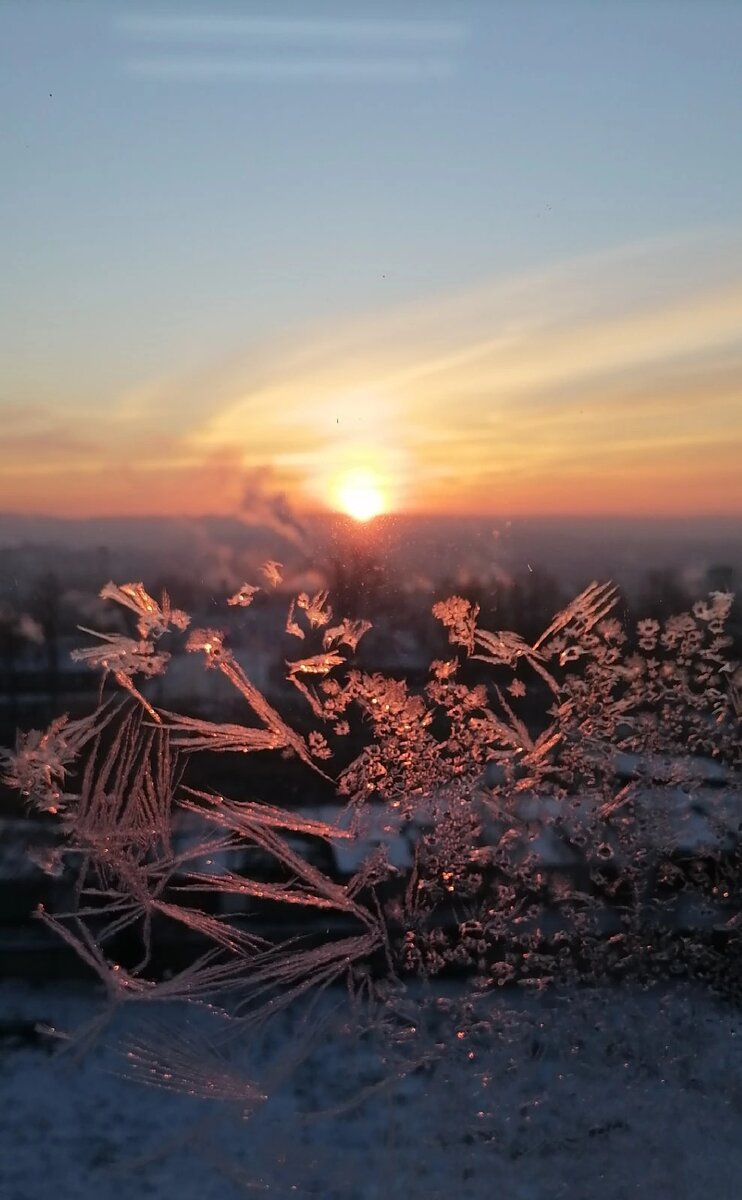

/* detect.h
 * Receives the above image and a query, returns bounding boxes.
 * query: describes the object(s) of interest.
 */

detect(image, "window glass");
[1,4,741,1197]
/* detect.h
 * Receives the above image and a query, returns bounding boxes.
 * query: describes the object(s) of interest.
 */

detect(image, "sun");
[333,467,386,522]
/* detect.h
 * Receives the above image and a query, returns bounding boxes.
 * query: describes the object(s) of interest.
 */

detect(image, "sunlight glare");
[333,467,386,522]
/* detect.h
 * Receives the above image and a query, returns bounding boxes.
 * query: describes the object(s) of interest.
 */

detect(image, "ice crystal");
[0,709,109,813]
[227,583,260,608]
[287,652,345,679]
[259,560,283,588]
[296,589,333,629]
[323,617,372,652]
[285,599,305,640]
[68,582,190,721]
[72,632,169,678]
[185,627,230,669]
[4,570,741,1181]
[99,581,189,638]
[432,595,479,653]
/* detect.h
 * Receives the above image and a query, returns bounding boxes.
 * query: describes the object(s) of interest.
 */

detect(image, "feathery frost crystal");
[3,572,741,1190]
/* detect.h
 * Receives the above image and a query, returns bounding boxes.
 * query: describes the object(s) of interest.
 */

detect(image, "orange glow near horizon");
[3,244,742,523]
[331,467,387,522]
[2,451,742,521]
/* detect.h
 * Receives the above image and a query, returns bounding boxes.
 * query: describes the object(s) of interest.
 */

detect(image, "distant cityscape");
[1,509,740,744]
[2,510,741,593]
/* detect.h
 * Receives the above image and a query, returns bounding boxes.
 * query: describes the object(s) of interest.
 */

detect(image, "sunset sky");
[3,1,742,520]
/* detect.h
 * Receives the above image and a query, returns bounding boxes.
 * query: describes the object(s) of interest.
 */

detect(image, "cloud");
[118,12,465,84]
[0,449,247,518]
[2,431,100,457]
[0,403,51,428]
[148,229,741,514]
[117,14,465,45]
[0,405,102,470]
[6,231,742,518]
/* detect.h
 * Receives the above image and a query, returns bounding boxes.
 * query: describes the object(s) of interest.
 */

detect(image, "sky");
[2,0,742,521]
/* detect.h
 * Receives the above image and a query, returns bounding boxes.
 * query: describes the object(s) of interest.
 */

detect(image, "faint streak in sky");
[117,14,466,45]
[118,11,465,83]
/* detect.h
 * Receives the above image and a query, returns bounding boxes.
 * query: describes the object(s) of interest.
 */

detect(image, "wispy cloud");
[0,405,101,471]
[117,11,465,83]
[117,14,465,45]
[165,231,742,515]
[4,233,742,518]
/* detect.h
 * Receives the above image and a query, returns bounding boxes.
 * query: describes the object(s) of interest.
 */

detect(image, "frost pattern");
[259,560,283,588]
[3,572,742,1189]
[227,583,260,608]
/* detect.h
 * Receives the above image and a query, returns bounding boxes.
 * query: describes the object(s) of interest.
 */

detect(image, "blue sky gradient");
[2,1,742,516]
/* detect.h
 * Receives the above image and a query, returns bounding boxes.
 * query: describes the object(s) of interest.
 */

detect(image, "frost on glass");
[2,574,741,1190]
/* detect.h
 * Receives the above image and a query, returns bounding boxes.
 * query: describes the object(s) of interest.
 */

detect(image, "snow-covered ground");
[2,979,742,1199]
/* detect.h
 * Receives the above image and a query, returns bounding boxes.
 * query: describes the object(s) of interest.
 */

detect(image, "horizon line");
[1,509,742,525]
